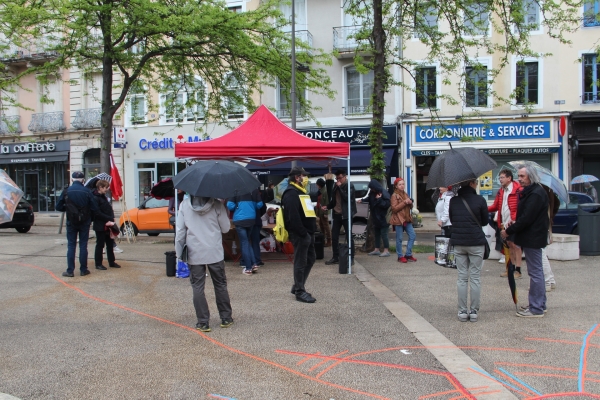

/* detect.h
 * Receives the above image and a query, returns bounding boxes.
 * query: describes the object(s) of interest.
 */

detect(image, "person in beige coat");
[389,178,417,263]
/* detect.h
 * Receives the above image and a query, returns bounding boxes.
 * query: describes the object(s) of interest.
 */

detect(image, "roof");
[174,105,350,163]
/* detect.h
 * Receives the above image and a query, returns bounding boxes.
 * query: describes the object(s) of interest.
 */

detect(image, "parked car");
[307,175,371,225]
[0,199,34,233]
[119,196,172,236]
[552,191,594,235]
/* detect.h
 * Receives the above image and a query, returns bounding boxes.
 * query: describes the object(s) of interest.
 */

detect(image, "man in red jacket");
[489,169,522,278]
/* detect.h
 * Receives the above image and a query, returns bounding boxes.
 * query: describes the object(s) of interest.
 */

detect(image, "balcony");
[28,111,67,133]
[343,105,371,116]
[0,37,59,64]
[0,116,22,135]
[72,108,102,129]
[284,30,314,55]
[333,26,371,58]
[583,92,600,104]
[276,108,305,120]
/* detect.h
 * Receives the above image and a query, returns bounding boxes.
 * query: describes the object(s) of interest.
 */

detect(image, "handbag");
[460,197,490,260]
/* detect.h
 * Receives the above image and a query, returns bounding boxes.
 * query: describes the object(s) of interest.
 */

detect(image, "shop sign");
[1,141,55,154]
[138,134,211,151]
[297,125,397,147]
[411,147,559,156]
[414,121,551,143]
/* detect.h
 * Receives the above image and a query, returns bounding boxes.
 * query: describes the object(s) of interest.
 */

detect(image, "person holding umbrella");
[448,179,489,322]
[92,180,121,270]
[282,166,317,303]
[584,182,598,203]
[502,164,549,318]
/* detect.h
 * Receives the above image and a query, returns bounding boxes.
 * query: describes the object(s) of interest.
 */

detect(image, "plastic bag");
[176,259,190,278]
[260,234,277,252]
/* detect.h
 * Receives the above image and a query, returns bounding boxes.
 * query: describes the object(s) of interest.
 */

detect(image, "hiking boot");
[368,250,381,256]
[62,271,74,277]
[405,255,417,262]
[516,309,544,318]
[325,258,339,265]
[399,256,407,263]
[379,251,390,257]
[469,310,478,322]
[458,311,469,322]
[95,265,107,270]
[220,319,234,328]
[196,323,211,332]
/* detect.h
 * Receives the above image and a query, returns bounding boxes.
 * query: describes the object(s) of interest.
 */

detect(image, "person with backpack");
[281,166,317,303]
[92,179,121,270]
[55,171,101,277]
[357,179,391,257]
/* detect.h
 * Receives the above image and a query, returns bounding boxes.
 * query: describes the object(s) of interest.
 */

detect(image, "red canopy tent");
[175,105,349,164]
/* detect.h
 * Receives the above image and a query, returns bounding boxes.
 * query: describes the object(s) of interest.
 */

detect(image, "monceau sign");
[1,141,56,154]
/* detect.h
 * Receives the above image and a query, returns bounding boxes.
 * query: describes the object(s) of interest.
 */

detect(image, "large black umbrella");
[150,178,175,200]
[85,172,112,190]
[425,147,497,190]
[172,160,261,199]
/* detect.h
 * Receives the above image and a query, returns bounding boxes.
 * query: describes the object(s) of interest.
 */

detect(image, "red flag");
[109,153,123,201]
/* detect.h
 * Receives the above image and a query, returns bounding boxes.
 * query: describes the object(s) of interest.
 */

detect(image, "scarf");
[289,182,308,194]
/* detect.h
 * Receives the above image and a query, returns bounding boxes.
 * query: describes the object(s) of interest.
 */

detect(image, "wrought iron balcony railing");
[72,108,102,129]
[0,115,22,135]
[276,108,306,119]
[0,37,59,62]
[28,111,67,133]
[343,105,371,116]
[333,26,367,53]
[583,92,600,104]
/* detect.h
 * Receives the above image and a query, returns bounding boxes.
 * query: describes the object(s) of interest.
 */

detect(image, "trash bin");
[165,251,176,277]
[314,232,324,260]
[578,203,600,256]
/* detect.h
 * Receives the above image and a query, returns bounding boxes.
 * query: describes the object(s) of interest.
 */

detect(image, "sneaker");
[379,251,390,257]
[500,270,508,277]
[242,269,253,275]
[62,271,74,277]
[251,265,259,272]
[399,256,407,263]
[469,310,478,322]
[196,323,211,332]
[514,271,522,279]
[102,248,105,254]
[458,311,469,322]
[550,283,556,290]
[368,250,381,256]
[405,255,417,262]
[220,319,234,328]
[545,285,552,292]
[516,309,544,318]
[113,246,123,253]
[519,305,547,314]
[498,256,505,263]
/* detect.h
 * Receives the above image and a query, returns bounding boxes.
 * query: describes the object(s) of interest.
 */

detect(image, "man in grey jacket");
[176,195,233,332]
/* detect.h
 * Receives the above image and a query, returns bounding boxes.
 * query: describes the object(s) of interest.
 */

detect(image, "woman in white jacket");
[435,186,454,238]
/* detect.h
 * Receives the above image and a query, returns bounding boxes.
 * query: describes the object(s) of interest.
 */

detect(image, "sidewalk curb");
[352,261,518,400]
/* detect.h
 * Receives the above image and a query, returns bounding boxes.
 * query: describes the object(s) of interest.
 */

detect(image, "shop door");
[138,168,155,206]
[24,172,40,212]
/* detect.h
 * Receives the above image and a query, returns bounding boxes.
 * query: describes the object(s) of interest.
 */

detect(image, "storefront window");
[83,148,101,179]
[135,161,187,206]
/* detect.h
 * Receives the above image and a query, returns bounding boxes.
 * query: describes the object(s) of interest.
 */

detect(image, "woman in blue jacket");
[227,190,263,275]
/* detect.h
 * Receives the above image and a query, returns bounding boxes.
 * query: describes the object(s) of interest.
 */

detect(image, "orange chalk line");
[448,392,501,400]
[297,351,321,366]
[494,369,538,397]
[275,349,476,399]
[468,367,527,396]
[2,261,391,400]
[525,337,600,349]
[580,324,600,393]
[418,387,489,399]
[524,392,600,399]
[308,350,348,371]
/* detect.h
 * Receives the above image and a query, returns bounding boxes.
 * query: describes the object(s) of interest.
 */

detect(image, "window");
[83,148,100,179]
[345,66,373,115]
[583,54,600,104]
[277,81,305,118]
[516,61,539,104]
[465,66,488,107]
[84,71,102,109]
[415,66,437,109]
[414,5,438,39]
[127,82,146,125]
[584,0,600,27]
[225,75,244,119]
[39,75,62,112]
[464,3,489,35]
[161,78,206,124]
[514,0,541,32]
[280,0,307,31]
[228,6,242,13]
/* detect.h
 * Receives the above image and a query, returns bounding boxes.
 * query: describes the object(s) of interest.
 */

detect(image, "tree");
[1,0,333,173]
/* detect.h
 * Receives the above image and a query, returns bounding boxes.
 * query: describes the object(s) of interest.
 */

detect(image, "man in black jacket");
[502,165,549,318]
[449,179,489,323]
[281,166,317,303]
[56,171,100,277]
[322,169,357,266]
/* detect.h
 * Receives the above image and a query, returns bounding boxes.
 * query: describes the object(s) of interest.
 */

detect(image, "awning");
[247,148,397,176]
[0,151,69,164]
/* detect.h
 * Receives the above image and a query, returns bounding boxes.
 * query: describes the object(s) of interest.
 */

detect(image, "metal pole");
[291,0,297,168]
[347,158,352,274]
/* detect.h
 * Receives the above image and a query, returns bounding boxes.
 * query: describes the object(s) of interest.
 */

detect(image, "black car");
[0,199,34,233]
[552,191,594,235]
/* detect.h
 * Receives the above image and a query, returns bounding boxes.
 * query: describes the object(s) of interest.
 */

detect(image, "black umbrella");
[172,160,261,199]
[425,147,497,190]
[150,178,175,200]
[85,172,112,190]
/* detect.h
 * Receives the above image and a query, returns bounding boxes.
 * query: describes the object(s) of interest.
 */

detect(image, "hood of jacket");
[441,190,455,200]
[368,179,384,194]
[190,196,215,215]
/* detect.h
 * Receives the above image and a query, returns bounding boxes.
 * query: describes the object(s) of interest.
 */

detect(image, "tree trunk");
[100,54,114,174]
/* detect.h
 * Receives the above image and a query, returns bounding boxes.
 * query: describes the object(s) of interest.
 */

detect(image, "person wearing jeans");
[448,179,489,322]
[358,179,391,257]
[235,225,256,273]
[227,189,263,275]
[389,177,417,263]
